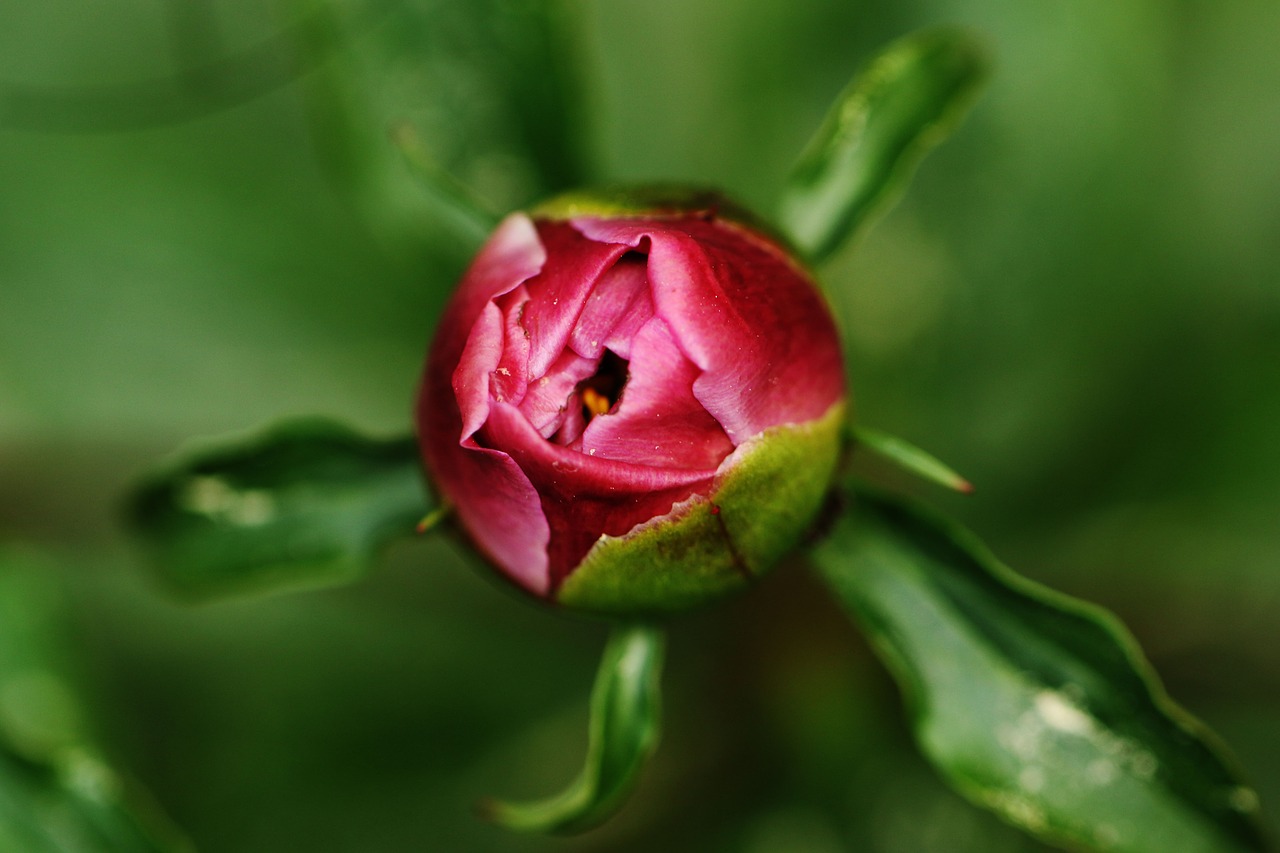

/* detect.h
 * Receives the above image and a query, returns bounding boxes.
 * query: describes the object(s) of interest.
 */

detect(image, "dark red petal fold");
[481,402,717,587]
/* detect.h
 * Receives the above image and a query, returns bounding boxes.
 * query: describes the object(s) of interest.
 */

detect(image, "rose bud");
[417,188,847,615]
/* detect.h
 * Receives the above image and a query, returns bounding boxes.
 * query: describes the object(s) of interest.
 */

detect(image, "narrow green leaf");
[483,623,665,835]
[778,28,988,262]
[810,490,1269,853]
[128,419,428,599]
[0,549,190,851]
[850,424,974,493]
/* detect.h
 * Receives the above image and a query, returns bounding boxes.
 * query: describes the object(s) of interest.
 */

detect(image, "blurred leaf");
[296,0,595,247]
[128,419,428,599]
[0,553,87,761]
[850,424,974,494]
[0,745,187,853]
[0,550,189,851]
[390,121,499,247]
[810,490,1270,852]
[778,28,988,262]
[499,0,596,193]
[483,623,665,834]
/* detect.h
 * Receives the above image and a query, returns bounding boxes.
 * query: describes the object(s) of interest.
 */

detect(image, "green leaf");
[850,424,974,494]
[0,745,188,853]
[778,28,988,263]
[128,419,428,599]
[294,0,594,243]
[810,489,1270,853]
[482,623,665,835]
[0,549,190,851]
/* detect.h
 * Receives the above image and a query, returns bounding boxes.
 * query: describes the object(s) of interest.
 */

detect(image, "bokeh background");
[2,0,1277,850]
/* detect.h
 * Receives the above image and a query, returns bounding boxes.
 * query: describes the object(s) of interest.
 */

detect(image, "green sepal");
[530,185,802,258]
[127,419,428,600]
[483,623,665,835]
[811,488,1270,852]
[534,184,753,221]
[556,402,846,616]
[779,27,989,263]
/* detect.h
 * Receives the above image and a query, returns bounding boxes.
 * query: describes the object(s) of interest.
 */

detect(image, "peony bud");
[417,188,847,615]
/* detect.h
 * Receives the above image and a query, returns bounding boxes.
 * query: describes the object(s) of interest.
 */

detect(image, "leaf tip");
[415,505,451,535]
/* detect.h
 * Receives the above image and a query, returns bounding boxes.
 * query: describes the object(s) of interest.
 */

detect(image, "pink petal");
[419,213,552,595]
[453,301,505,441]
[439,442,551,595]
[437,215,546,443]
[567,253,654,360]
[571,216,845,441]
[521,222,633,378]
[518,347,598,438]
[481,401,718,588]
[488,283,532,407]
[579,316,734,469]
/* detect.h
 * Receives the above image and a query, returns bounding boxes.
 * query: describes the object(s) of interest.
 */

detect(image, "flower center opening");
[576,349,629,424]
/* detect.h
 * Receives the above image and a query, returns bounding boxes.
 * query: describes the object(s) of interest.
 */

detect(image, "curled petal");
[420,213,552,593]
[580,317,734,470]
[570,217,845,441]
[521,223,632,379]
[568,253,654,361]
[481,402,717,588]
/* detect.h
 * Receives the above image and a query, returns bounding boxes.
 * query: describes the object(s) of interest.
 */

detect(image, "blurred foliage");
[0,549,188,851]
[1,0,1277,850]
[129,419,427,599]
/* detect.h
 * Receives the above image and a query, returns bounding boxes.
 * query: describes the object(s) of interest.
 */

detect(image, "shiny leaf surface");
[779,28,987,262]
[811,490,1269,852]
[129,419,427,599]
[483,623,665,834]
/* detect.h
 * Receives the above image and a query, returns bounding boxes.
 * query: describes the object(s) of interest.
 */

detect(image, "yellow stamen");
[582,387,611,417]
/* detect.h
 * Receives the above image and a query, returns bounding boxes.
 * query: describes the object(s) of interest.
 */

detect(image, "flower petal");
[444,443,552,595]
[568,252,654,361]
[518,348,598,438]
[571,217,845,442]
[522,222,633,378]
[481,402,717,587]
[419,213,552,594]
[436,215,546,442]
[580,317,734,470]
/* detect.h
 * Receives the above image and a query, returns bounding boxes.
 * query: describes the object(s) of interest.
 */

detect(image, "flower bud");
[417,188,847,615]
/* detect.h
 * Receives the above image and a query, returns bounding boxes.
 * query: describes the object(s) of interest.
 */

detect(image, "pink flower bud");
[417,189,847,615]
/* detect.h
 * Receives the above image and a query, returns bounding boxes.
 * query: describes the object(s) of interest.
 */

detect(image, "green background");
[1,0,1277,849]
